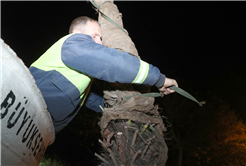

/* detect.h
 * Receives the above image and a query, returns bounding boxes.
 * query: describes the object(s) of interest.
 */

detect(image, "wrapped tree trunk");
[93,1,168,165]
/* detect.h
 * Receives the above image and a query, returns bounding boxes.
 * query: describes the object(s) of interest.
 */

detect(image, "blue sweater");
[30,33,165,133]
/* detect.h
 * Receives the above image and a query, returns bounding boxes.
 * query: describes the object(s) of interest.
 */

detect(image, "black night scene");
[1,1,246,166]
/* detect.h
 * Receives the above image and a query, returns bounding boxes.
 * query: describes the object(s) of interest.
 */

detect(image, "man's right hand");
[158,77,178,95]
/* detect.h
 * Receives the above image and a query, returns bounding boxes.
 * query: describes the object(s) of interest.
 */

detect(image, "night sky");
[1,1,246,120]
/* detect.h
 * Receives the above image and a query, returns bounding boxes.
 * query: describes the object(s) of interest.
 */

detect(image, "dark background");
[1,1,246,165]
[2,1,246,119]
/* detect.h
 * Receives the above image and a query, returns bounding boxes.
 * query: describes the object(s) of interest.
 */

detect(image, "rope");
[89,0,128,34]
[97,1,109,9]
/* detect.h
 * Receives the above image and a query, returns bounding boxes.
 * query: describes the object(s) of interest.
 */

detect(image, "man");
[29,16,178,134]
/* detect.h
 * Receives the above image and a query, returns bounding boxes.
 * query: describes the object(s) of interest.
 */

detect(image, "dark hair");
[69,16,99,34]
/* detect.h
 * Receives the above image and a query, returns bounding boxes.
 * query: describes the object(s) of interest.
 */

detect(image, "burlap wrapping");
[95,0,140,58]
[99,90,167,134]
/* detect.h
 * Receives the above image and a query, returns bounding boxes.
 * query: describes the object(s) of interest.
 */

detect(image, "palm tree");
[91,1,168,165]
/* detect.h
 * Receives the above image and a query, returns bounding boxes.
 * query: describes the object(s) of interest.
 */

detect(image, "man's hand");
[158,77,178,95]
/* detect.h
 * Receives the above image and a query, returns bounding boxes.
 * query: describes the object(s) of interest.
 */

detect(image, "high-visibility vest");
[31,34,92,105]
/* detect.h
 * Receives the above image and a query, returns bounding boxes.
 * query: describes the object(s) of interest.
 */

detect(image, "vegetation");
[195,108,246,166]
[158,83,246,166]
[40,154,70,166]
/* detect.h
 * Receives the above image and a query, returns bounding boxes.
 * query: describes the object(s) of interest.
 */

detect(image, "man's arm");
[84,91,104,112]
[61,33,167,89]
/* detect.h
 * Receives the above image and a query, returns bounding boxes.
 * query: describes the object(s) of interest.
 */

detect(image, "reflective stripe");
[132,60,149,84]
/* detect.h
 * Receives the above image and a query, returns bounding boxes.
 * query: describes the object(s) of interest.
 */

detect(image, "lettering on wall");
[1,90,47,164]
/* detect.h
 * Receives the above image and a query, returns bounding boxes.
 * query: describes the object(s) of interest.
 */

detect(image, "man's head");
[69,16,102,44]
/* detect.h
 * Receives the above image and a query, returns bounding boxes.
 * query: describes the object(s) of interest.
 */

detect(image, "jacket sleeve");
[61,34,165,88]
[84,91,104,112]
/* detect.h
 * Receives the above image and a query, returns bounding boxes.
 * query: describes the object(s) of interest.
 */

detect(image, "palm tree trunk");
[92,1,168,165]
